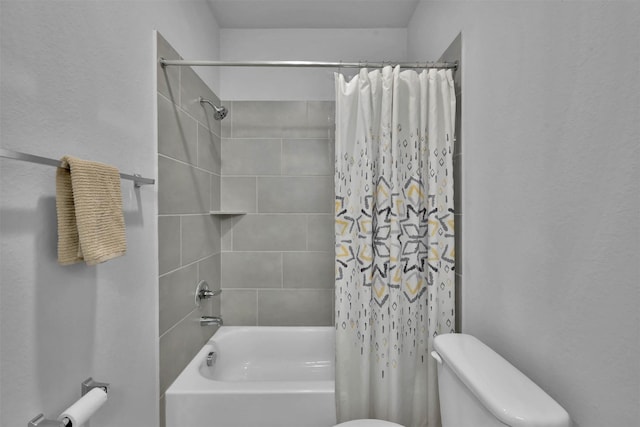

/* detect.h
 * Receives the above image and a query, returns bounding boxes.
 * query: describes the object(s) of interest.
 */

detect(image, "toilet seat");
[334,420,405,427]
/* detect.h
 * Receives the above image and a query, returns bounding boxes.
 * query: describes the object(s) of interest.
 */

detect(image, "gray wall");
[219,101,335,326]
[157,34,222,427]
[0,3,220,427]
[409,2,640,426]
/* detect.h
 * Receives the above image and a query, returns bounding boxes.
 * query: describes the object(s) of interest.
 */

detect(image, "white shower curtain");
[334,66,456,427]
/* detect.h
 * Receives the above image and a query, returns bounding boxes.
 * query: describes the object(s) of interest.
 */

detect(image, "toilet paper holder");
[28,377,109,427]
[27,415,67,427]
[81,377,109,396]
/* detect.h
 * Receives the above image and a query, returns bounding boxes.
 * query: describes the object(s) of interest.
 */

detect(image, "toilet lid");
[334,420,405,427]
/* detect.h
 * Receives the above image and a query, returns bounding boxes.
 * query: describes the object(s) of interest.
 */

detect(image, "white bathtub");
[165,326,336,427]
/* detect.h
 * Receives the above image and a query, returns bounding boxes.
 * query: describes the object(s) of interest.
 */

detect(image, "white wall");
[409,2,639,426]
[0,2,219,426]
[219,28,408,100]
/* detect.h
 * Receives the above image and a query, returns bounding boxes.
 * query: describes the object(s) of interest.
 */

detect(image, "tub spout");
[200,316,223,326]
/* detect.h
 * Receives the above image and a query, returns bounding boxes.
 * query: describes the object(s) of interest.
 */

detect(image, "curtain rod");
[159,59,458,70]
[0,148,155,187]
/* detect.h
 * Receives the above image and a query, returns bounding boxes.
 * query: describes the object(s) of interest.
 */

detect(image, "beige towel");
[56,156,127,265]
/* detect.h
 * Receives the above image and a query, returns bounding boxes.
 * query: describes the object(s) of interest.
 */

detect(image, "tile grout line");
[229,100,234,138]
[280,138,284,176]
[160,90,224,140]
[177,62,181,107]
[180,71,219,134]
[158,153,219,175]
[159,307,196,340]
[305,215,310,251]
[179,216,183,266]
[196,119,200,169]
[209,175,221,211]
[160,252,220,279]
[160,213,222,217]
[255,176,259,213]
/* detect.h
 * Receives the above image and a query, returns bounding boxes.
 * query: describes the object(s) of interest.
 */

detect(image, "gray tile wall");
[439,33,463,332]
[219,100,335,327]
[157,33,222,427]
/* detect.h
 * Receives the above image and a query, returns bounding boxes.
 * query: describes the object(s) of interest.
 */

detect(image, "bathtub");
[165,326,336,427]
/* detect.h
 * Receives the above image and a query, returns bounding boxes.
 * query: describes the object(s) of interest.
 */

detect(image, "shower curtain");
[334,66,456,427]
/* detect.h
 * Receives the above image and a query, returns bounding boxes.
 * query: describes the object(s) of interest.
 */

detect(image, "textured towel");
[56,156,127,265]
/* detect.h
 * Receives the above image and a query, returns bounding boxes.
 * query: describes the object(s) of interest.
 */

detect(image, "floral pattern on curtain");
[334,66,456,427]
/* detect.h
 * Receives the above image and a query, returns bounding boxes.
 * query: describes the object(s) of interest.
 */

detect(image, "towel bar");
[0,148,154,187]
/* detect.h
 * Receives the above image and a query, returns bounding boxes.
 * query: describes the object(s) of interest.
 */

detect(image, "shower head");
[199,97,228,120]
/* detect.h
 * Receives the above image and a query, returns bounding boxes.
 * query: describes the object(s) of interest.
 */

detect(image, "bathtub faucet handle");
[200,289,222,299]
[195,280,221,306]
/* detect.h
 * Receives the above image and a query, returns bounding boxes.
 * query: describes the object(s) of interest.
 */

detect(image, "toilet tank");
[432,334,571,427]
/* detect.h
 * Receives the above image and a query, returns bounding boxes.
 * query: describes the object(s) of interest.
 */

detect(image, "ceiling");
[207,0,420,29]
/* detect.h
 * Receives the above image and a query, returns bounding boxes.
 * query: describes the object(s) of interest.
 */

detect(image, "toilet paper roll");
[58,387,108,426]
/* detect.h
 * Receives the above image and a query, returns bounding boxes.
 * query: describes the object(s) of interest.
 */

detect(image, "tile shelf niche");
[209,211,247,216]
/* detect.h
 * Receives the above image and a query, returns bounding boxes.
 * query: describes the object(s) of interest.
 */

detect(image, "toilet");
[432,333,571,427]
[334,421,404,427]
